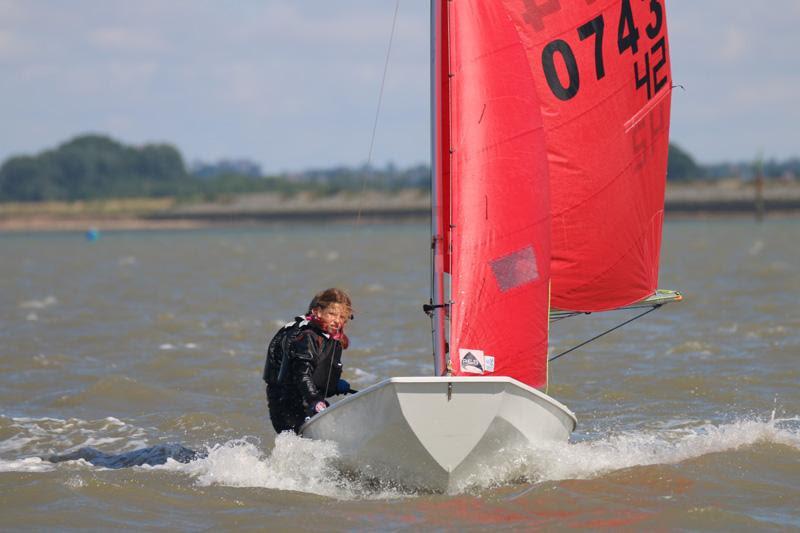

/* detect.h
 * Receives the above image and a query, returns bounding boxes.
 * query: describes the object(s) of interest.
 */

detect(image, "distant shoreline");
[1,182,799,233]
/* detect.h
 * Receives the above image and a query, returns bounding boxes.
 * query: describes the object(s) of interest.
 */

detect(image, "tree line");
[0,135,428,202]
[0,135,321,202]
[0,134,794,203]
[0,135,191,202]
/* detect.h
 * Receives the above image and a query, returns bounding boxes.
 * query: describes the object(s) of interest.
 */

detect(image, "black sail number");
[646,0,663,39]
[536,0,667,100]
[617,0,640,55]
[541,15,603,101]
[578,16,606,81]
[540,0,666,101]
[634,0,668,99]
[542,40,580,101]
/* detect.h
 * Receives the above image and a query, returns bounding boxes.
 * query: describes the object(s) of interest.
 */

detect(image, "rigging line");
[550,312,588,323]
[548,305,661,362]
[356,0,401,225]
[323,341,335,400]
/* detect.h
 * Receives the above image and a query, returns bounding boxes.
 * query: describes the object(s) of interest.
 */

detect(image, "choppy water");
[1,219,798,530]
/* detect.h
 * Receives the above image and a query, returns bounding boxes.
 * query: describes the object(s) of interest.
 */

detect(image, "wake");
[46,442,202,469]
[2,414,798,498]
[515,415,800,485]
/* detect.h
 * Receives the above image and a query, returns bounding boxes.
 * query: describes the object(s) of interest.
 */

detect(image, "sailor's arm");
[289,332,326,412]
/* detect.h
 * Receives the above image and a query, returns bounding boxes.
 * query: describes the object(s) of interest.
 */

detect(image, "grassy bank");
[2,181,799,232]
[0,198,175,218]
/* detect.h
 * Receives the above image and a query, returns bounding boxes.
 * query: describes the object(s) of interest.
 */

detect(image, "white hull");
[300,376,576,492]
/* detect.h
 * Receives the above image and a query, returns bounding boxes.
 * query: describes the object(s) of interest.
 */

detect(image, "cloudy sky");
[1,1,798,173]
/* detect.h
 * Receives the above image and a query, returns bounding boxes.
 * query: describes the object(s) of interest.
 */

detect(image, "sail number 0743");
[538,0,667,101]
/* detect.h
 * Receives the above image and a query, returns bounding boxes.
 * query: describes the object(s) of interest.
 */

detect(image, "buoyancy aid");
[264,316,343,403]
[263,316,304,385]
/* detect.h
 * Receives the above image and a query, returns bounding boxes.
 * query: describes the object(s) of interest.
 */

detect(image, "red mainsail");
[434,0,552,389]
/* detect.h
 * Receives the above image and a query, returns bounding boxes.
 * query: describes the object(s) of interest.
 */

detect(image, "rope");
[548,305,661,362]
[356,0,401,224]
[550,311,590,323]
[323,342,335,400]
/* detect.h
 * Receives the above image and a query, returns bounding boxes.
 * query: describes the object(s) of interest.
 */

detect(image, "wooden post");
[754,155,765,222]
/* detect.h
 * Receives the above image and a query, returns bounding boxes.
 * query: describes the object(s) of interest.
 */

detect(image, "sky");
[1,1,798,174]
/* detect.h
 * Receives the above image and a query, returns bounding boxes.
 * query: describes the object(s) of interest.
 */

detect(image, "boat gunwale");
[300,375,577,435]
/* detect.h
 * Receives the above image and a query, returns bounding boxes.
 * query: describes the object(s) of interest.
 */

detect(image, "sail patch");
[459,349,485,374]
[490,246,539,292]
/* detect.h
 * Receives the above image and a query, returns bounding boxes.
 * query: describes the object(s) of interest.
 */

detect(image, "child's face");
[313,303,350,335]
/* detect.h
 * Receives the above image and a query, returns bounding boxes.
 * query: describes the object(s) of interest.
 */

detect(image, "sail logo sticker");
[459,349,484,374]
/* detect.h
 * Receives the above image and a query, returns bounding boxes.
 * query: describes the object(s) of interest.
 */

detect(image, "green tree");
[0,156,63,201]
[667,143,703,181]
[0,134,190,201]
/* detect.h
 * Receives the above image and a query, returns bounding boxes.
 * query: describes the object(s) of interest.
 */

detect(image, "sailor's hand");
[336,379,351,395]
[314,401,328,413]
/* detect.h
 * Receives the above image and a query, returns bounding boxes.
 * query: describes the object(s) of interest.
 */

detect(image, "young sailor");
[263,288,353,434]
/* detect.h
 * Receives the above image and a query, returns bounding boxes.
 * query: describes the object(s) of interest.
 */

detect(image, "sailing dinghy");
[302,0,678,492]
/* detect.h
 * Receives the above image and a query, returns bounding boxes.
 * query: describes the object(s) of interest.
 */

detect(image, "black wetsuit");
[263,317,344,434]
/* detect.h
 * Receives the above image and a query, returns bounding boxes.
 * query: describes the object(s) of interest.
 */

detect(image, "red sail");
[432,1,672,385]
[503,0,673,311]
[439,0,552,388]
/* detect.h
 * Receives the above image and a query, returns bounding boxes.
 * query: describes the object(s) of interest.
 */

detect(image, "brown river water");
[1,218,798,530]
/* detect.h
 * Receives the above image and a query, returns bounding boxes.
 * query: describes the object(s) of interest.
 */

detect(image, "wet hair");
[308,287,353,319]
